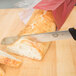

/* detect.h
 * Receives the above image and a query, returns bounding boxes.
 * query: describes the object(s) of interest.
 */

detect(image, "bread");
[0,67,5,76]
[0,50,21,67]
[7,9,56,60]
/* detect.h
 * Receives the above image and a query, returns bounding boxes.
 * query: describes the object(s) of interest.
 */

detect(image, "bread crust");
[0,56,21,67]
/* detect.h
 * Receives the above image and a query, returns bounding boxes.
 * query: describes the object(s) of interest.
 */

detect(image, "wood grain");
[0,7,76,76]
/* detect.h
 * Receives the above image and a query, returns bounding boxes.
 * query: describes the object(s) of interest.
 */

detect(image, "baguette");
[0,67,5,76]
[7,9,56,60]
[0,50,21,67]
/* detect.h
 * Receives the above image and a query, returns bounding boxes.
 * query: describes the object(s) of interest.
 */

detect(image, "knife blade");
[0,0,41,9]
[1,28,76,45]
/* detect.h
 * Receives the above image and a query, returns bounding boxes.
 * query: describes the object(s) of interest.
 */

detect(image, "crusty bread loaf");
[0,67,5,76]
[7,9,56,60]
[0,50,21,67]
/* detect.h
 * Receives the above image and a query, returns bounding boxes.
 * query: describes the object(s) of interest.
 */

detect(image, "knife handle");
[69,28,76,40]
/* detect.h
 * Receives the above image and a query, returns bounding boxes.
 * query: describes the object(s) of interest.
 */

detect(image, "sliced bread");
[0,50,21,67]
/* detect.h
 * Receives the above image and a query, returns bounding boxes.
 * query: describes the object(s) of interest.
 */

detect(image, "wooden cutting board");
[0,7,76,76]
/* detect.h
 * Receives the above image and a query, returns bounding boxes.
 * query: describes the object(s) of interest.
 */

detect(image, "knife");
[1,28,76,45]
[0,0,41,9]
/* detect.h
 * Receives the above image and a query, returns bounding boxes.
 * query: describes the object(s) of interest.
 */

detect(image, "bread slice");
[0,67,5,76]
[7,9,56,60]
[0,50,21,67]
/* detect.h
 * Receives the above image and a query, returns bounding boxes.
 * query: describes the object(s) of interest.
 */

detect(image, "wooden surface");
[0,7,76,76]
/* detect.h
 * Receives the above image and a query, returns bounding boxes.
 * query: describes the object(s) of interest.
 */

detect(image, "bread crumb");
[43,11,47,15]
[40,15,44,21]
[31,23,35,29]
